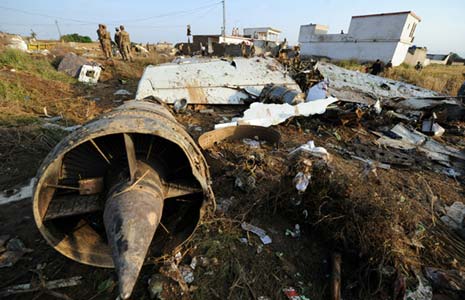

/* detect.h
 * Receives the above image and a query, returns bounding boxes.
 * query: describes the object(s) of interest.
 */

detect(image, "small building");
[243,27,281,42]
[404,46,427,66]
[193,34,252,46]
[426,53,452,65]
[298,11,421,66]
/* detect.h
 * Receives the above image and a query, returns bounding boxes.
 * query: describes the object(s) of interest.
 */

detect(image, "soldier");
[97,24,112,59]
[241,41,247,58]
[114,27,122,57]
[97,24,105,56]
[119,25,132,61]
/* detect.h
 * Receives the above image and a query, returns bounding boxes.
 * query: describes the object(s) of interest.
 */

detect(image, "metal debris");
[259,83,305,105]
[241,222,272,245]
[136,57,301,104]
[316,62,442,100]
[198,125,281,150]
[114,89,132,96]
[32,100,214,300]
[78,65,101,84]
[0,276,82,298]
[0,178,36,206]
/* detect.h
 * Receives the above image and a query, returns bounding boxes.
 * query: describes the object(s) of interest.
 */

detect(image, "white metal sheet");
[135,57,301,104]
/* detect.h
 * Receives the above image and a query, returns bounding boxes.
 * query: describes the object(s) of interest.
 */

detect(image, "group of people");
[97,24,132,61]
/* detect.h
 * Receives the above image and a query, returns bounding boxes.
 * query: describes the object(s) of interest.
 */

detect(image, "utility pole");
[221,0,226,37]
[55,20,62,41]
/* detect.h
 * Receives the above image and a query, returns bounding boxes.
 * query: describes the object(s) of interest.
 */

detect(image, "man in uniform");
[114,27,122,58]
[97,24,112,59]
[119,25,132,62]
[241,41,248,58]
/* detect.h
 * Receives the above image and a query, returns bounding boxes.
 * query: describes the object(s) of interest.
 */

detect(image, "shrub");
[61,33,93,43]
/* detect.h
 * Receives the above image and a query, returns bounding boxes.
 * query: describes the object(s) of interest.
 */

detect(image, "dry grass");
[386,64,465,95]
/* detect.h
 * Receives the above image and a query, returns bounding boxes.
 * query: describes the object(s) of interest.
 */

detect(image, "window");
[409,23,417,38]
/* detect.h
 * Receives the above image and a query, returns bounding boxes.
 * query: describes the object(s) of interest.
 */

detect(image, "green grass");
[0,114,39,127]
[0,79,31,102]
[0,49,75,83]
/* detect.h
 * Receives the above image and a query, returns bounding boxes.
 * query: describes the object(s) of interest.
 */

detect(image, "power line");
[0,5,96,24]
[0,2,222,26]
[106,2,222,24]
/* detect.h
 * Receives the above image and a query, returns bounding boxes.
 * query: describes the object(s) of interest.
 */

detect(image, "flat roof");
[352,11,421,21]
[243,27,282,33]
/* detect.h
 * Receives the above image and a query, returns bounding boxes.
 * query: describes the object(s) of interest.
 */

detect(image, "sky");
[0,0,464,56]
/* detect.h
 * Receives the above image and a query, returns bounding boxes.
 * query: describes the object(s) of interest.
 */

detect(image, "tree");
[61,33,92,43]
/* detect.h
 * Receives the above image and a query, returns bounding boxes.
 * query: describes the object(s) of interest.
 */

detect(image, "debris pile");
[1,49,465,300]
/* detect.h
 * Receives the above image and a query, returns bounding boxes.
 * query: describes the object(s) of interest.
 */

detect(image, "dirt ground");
[1,44,465,300]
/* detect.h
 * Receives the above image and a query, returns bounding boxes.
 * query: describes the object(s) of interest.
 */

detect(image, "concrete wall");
[404,47,427,66]
[219,35,252,45]
[348,14,408,41]
[300,40,409,66]
[298,12,420,66]
[298,24,329,43]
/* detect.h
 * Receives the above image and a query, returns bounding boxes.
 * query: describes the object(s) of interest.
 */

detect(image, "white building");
[243,27,281,42]
[298,11,421,66]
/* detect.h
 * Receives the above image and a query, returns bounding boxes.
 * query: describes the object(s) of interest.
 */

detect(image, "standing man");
[114,27,122,58]
[458,73,465,102]
[97,24,112,59]
[241,41,247,58]
[119,25,132,61]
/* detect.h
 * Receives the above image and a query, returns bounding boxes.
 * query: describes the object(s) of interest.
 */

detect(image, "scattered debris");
[293,172,311,192]
[198,125,281,150]
[0,276,82,297]
[289,140,331,162]
[179,265,195,284]
[173,98,188,113]
[241,222,272,245]
[376,123,465,169]
[331,253,342,300]
[114,89,132,96]
[424,267,465,292]
[78,65,101,84]
[316,62,442,100]
[405,275,433,300]
[0,178,36,205]
[41,123,82,132]
[259,83,305,105]
[283,287,309,300]
[440,202,465,237]
[215,97,338,128]
[0,237,32,269]
[285,224,301,238]
[306,80,329,102]
[148,274,165,299]
[421,118,445,137]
